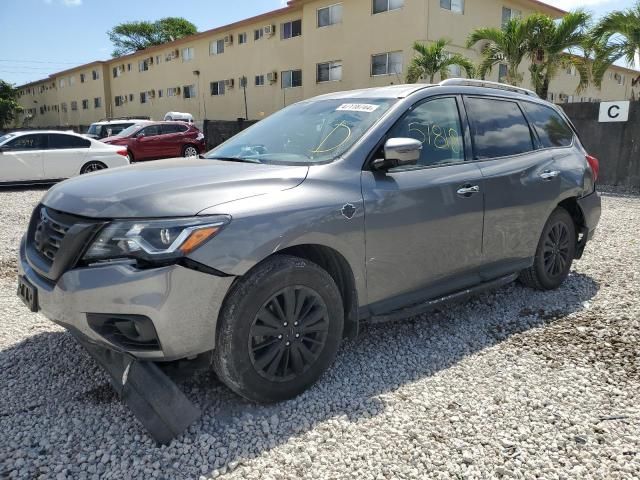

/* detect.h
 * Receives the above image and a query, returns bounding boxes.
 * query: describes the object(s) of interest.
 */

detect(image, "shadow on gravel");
[0,272,599,479]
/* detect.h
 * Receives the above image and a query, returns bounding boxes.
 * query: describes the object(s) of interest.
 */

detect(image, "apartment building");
[17,0,640,128]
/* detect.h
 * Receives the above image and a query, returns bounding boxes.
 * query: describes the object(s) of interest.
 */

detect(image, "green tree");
[467,16,540,85]
[108,17,198,57]
[527,11,591,99]
[593,1,640,67]
[406,39,475,83]
[0,80,23,129]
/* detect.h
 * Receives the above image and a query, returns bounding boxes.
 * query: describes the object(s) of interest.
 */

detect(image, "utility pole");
[240,76,248,120]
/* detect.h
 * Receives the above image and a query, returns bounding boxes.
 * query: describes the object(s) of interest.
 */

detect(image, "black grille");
[87,314,162,352]
[26,205,105,281]
[33,207,72,263]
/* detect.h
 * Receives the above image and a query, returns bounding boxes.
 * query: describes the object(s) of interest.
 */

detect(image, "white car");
[0,130,130,184]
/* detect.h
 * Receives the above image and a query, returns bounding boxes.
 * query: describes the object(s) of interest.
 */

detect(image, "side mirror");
[136,132,145,139]
[372,138,422,170]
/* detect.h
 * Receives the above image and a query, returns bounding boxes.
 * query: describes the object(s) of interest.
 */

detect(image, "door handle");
[539,170,560,180]
[456,184,480,196]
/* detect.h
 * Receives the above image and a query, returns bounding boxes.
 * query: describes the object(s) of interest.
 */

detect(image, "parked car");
[101,121,205,162]
[85,117,150,140]
[164,112,194,124]
[0,130,129,184]
[17,80,600,404]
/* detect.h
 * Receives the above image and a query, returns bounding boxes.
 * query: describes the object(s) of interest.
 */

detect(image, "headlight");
[83,215,230,264]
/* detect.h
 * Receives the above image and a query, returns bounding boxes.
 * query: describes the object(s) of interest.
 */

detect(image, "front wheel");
[213,255,344,403]
[519,207,576,290]
[80,161,107,174]
[183,145,198,158]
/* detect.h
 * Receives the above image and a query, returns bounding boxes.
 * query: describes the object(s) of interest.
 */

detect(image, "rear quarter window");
[49,134,91,149]
[464,97,534,160]
[521,102,574,148]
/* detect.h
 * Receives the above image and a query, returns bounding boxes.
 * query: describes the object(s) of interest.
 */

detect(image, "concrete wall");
[561,101,640,187]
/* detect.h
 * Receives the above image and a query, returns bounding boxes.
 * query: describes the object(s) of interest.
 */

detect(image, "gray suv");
[18,80,601,403]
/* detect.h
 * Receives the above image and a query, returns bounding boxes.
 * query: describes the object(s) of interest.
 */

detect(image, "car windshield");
[116,124,144,137]
[87,124,101,136]
[204,98,396,164]
[0,133,17,145]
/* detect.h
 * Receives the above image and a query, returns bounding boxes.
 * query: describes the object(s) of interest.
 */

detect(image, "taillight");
[117,149,129,157]
[586,154,599,182]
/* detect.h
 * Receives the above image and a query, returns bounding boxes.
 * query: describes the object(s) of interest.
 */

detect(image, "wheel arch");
[557,196,588,258]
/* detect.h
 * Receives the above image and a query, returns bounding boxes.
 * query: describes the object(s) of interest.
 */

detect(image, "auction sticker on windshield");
[336,103,380,113]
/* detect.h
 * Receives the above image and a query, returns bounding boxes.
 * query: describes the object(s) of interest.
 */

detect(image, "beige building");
[17,0,640,128]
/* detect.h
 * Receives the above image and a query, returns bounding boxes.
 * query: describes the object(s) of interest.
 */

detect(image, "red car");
[102,121,206,162]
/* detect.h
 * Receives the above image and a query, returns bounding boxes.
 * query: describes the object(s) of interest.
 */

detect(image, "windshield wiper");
[206,156,262,164]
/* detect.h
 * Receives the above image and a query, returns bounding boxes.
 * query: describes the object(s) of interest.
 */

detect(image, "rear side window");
[464,97,534,159]
[521,102,574,148]
[48,134,91,149]
[140,125,161,137]
[161,124,187,134]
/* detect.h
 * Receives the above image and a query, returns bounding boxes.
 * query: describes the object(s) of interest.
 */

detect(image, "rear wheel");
[519,207,576,290]
[80,161,107,174]
[183,145,198,158]
[213,255,344,403]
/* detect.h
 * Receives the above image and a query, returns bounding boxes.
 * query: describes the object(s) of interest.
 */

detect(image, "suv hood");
[42,158,309,218]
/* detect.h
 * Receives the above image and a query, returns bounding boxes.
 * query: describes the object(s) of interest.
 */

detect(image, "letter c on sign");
[608,105,620,119]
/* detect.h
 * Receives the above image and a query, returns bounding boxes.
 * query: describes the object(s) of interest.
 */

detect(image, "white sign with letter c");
[598,101,630,122]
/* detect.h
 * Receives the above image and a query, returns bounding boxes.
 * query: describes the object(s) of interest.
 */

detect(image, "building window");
[238,32,248,44]
[59,78,66,88]
[281,69,302,88]
[94,97,102,108]
[281,20,302,39]
[92,69,100,80]
[210,39,225,55]
[127,63,131,71]
[80,73,86,83]
[158,89,163,98]
[317,60,342,82]
[140,92,147,104]
[115,96,123,107]
[440,0,464,13]
[183,84,196,98]
[61,102,67,113]
[498,63,508,83]
[82,99,89,110]
[167,87,177,97]
[255,74,265,86]
[254,28,264,41]
[155,55,162,65]
[318,4,343,27]
[373,0,403,14]
[501,7,521,28]
[69,76,76,86]
[371,51,403,76]
[139,59,150,72]
[182,47,194,62]
[210,81,225,96]
[71,101,78,111]
[449,63,462,78]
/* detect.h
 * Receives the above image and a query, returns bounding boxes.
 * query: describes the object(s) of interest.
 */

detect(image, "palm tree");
[593,1,640,67]
[571,36,621,92]
[406,39,474,83]
[527,11,591,99]
[467,16,540,85]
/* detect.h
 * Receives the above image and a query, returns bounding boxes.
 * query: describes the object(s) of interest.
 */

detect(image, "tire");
[519,207,576,290]
[126,150,134,163]
[80,161,107,174]
[183,145,198,158]
[213,255,344,403]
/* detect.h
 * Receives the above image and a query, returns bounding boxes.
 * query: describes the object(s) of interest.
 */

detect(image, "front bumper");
[19,237,234,361]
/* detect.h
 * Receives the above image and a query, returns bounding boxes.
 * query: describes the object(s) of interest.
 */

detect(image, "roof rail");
[438,79,539,98]
[97,116,152,122]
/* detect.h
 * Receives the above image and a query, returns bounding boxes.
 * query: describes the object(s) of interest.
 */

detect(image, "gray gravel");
[1,187,639,480]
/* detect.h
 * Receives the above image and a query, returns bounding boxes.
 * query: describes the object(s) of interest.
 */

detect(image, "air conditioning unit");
[267,71,278,83]
[148,90,155,98]
[264,24,275,36]
[239,76,248,88]
[224,34,233,45]
[225,78,235,88]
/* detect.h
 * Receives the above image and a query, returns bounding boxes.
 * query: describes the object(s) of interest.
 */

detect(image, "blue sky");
[0,0,635,86]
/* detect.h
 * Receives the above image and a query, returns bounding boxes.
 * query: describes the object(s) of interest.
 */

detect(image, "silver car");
[18,81,601,403]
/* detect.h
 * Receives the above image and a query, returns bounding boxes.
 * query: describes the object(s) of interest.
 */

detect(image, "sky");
[0,0,636,86]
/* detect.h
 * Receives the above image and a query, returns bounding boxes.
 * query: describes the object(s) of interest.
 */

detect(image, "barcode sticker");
[336,103,380,113]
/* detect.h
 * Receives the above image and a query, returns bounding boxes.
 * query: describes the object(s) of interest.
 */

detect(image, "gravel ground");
[0,187,638,480]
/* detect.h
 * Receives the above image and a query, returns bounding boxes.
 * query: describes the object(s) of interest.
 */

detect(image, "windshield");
[204,98,396,164]
[87,124,101,136]
[116,124,144,137]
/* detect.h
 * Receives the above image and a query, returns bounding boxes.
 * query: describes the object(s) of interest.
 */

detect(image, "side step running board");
[72,333,201,445]
[369,273,518,324]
